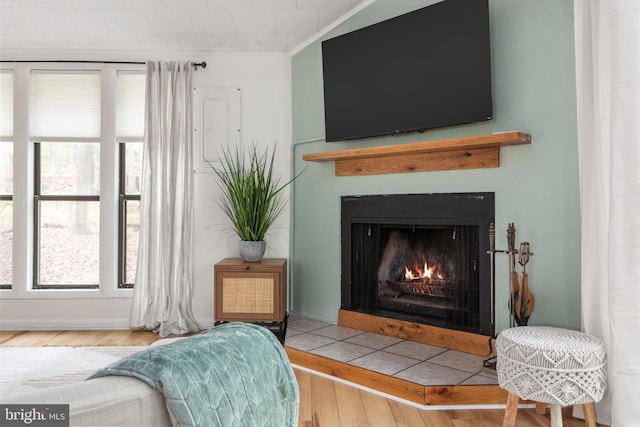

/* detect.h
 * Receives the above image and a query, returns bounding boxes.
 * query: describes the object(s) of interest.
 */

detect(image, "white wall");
[191,53,293,328]
[0,50,293,330]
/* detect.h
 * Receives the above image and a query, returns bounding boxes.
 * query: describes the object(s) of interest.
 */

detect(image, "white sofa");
[2,337,185,426]
[4,375,171,426]
[3,324,299,427]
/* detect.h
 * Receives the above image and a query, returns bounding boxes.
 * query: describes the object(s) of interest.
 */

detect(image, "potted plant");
[210,143,301,262]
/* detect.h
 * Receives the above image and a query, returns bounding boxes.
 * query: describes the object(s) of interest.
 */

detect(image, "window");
[117,71,145,288]
[5,65,145,292]
[0,70,13,289]
[118,143,142,288]
[34,142,101,288]
[31,71,101,289]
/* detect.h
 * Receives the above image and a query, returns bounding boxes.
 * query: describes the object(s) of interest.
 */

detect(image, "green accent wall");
[291,0,580,333]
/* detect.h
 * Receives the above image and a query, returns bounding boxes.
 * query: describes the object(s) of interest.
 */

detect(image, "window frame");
[0,192,11,290]
[117,142,141,289]
[33,142,100,289]
[1,70,14,289]
[5,63,145,298]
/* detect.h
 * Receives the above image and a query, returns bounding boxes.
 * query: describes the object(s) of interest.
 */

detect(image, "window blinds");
[30,70,101,139]
[0,71,13,139]
[117,71,146,140]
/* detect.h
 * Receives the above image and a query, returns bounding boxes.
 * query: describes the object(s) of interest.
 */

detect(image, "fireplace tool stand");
[483,222,534,372]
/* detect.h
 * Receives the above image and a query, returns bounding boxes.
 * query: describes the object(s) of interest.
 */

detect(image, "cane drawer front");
[214,258,286,322]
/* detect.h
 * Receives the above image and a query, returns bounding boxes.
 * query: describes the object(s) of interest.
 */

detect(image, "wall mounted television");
[321,0,493,142]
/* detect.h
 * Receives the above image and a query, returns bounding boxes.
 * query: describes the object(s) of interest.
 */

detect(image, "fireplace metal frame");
[341,192,495,336]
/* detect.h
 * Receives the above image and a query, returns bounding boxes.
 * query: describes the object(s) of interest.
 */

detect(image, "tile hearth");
[285,315,498,388]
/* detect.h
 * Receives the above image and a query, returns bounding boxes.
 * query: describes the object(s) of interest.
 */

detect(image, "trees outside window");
[34,142,100,288]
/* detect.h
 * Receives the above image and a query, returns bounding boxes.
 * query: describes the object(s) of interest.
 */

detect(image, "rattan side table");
[214,258,288,343]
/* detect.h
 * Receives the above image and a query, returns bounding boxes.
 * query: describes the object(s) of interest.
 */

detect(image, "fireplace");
[341,193,494,335]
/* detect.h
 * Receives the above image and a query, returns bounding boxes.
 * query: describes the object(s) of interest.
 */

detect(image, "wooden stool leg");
[503,392,519,427]
[535,402,547,414]
[550,405,563,427]
[582,403,596,427]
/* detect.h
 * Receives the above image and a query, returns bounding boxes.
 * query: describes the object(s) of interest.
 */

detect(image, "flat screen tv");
[321,0,492,142]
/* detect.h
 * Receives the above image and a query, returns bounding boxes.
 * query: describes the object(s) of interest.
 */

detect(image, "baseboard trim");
[0,317,216,331]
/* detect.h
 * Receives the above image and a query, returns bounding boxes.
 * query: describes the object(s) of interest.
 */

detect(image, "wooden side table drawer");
[214,258,287,322]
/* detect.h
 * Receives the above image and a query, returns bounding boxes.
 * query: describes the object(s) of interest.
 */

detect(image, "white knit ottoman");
[496,326,606,427]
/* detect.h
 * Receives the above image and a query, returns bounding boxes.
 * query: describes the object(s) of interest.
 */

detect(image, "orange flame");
[404,261,434,281]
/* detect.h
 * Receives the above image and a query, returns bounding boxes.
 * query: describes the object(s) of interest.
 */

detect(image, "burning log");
[386,278,455,298]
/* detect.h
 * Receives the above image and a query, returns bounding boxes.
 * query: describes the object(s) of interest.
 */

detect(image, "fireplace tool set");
[484,222,534,371]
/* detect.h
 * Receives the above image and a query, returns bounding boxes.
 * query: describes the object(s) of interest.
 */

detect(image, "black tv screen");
[321,0,493,142]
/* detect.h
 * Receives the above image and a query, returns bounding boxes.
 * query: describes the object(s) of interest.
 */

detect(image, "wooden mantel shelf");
[302,131,531,176]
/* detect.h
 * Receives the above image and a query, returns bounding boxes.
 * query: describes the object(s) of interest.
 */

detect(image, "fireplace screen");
[341,193,493,335]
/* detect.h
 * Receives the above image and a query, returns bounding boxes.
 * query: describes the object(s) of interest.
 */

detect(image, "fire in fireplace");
[341,193,494,335]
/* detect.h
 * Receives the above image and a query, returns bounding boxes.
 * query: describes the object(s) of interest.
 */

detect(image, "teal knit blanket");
[90,323,299,427]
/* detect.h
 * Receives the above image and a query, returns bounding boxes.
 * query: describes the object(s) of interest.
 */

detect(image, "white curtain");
[574,1,640,425]
[130,61,201,337]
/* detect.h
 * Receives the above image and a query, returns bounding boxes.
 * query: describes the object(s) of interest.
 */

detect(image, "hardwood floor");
[294,369,587,427]
[0,329,161,346]
[0,330,587,426]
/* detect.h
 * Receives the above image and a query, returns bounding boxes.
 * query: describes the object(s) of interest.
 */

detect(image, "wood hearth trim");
[302,131,531,176]
[285,347,509,406]
[286,347,425,404]
[338,310,493,357]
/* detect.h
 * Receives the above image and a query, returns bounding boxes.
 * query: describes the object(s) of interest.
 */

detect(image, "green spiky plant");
[210,143,301,242]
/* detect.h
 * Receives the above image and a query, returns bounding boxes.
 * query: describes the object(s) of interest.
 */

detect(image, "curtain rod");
[0,60,207,70]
